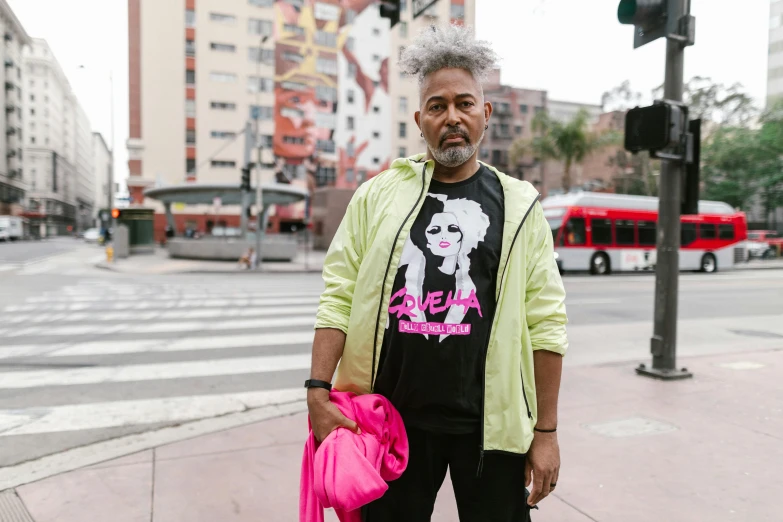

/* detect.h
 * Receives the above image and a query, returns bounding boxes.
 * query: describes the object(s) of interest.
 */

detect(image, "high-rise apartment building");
[769,0,783,106]
[128,0,398,231]
[0,0,31,217]
[22,39,94,235]
[92,132,111,223]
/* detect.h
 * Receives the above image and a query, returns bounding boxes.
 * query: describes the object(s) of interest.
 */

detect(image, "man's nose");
[446,104,460,127]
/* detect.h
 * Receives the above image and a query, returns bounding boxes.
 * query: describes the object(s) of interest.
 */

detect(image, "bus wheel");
[590,252,611,275]
[701,253,717,273]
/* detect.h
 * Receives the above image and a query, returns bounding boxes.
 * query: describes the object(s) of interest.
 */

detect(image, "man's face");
[415,67,492,168]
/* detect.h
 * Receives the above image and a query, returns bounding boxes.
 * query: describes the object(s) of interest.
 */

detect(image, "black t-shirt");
[374,164,505,434]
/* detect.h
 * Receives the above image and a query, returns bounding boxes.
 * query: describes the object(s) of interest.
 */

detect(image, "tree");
[510,109,619,193]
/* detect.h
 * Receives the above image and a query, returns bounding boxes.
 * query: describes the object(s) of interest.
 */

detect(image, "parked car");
[748,230,782,259]
[83,228,101,243]
[0,216,23,241]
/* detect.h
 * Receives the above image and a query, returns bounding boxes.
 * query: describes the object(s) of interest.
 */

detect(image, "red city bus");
[542,192,748,275]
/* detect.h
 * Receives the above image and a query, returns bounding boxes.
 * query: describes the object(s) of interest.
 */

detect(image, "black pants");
[362,426,533,522]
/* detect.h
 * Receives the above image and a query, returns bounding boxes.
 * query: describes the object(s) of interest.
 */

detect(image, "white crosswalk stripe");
[0,276,321,464]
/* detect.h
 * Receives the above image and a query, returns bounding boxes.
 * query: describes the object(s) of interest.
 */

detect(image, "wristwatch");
[304,379,332,391]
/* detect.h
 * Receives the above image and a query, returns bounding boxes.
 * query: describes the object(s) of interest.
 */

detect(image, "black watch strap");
[304,379,332,391]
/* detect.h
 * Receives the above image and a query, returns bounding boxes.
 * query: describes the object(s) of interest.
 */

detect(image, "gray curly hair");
[398,23,499,89]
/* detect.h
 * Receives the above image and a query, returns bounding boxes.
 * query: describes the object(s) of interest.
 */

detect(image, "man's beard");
[425,126,485,168]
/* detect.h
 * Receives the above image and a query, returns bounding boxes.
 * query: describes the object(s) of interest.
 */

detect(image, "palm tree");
[510,108,619,193]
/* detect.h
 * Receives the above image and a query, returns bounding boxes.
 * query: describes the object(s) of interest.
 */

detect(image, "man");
[306,24,568,521]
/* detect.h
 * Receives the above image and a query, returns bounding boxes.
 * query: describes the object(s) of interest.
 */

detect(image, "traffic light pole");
[636,0,693,381]
[240,121,252,236]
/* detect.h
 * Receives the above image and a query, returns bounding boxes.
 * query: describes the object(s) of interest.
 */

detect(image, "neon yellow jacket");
[315,154,568,456]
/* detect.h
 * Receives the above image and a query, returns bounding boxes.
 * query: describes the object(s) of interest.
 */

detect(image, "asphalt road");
[0,237,85,268]
[0,253,781,469]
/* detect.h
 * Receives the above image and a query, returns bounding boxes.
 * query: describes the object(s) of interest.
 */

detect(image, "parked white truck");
[0,216,23,241]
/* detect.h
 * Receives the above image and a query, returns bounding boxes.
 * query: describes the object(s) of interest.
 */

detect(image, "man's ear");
[484,101,493,125]
[414,110,421,132]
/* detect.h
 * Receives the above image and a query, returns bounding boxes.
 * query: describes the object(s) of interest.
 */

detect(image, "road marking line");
[47,331,315,357]
[0,353,311,389]
[24,290,323,303]
[0,388,306,436]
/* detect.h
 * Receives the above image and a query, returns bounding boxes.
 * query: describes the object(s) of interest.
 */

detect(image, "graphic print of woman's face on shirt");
[426,213,463,258]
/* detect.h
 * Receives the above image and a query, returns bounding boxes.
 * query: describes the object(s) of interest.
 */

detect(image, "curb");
[0,400,307,492]
[93,262,323,276]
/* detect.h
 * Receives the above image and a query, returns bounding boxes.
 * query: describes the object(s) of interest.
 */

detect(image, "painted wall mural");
[271,0,391,223]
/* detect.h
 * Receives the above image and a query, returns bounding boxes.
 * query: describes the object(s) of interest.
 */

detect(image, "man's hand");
[307,389,360,442]
[524,432,560,506]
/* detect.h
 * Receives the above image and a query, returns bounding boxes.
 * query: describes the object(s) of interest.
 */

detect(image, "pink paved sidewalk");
[10,349,783,522]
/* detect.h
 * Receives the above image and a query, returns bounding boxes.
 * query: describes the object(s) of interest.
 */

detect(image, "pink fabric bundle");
[299,391,409,522]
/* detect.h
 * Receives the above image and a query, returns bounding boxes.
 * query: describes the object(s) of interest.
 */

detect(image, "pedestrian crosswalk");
[0,276,323,466]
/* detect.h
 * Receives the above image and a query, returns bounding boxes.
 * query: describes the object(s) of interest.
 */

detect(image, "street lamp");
[254,36,270,270]
[79,65,115,245]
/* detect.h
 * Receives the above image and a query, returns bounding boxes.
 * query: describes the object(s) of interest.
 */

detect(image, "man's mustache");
[439,127,470,147]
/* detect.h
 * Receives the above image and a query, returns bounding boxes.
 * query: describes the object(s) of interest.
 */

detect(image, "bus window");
[719,224,734,240]
[591,218,612,245]
[565,218,586,246]
[700,223,717,239]
[616,220,635,245]
[638,221,656,246]
[681,223,697,246]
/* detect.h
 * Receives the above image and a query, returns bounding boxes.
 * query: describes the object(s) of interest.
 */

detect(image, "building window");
[281,81,308,91]
[315,112,337,129]
[210,13,236,24]
[248,76,273,93]
[248,18,273,36]
[399,96,407,114]
[249,0,274,6]
[250,105,274,120]
[345,9,356,23]
[373,106,381,113]
[186,70,196,85]
[373,131,381,138]
[450,4,465,19]
[519,104,528,114]
[211,101,236,110]
[348,63,357,77]
[347,90,355,103]
[284,23,305,36]
[316,57,338,75]
[186,99,196,117]
[399,122,407,138]
[186,39,196,56]
[283,0,304,6]
[211,131,237,139]
[210,72,237,83]
[314,30,337,47]
[346,37,355,52]
[372,28,381,36]
[210,43,236,52]
[514,125,523,134]
[347,142,355,157]
[316,139,336,153]
[283,136,305,145]
[283,51,304,63]
[347,116,355,130]
[346,168,355,183]
[186,158,197,172]
[186,9,196,27]
[399,21,408,38]
[372,54,381,62]
[249,47,274,64]
[399,147,407,157]
[281,107,305,119]
[186,129,196,144]
[316,166,337,186]
[315,85,337,102]
[211,160,237,168]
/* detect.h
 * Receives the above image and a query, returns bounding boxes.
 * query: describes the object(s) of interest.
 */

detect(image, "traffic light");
[617,0,693,49]
[380,0,400,28]
[681,118,701,215]
[111,208,121,219]
[240,166,251,192]
[624,101,685,154]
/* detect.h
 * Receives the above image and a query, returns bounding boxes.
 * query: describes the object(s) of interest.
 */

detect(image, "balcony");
[6,127,16,136]
[4,58,13,68]
[4,81,13,91]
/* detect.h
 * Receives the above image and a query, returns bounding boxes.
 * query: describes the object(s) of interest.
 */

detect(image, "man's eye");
[429,104,442,111]
[462,102,474,107]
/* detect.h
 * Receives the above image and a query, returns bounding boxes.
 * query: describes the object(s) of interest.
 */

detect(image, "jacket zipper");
[476,193,541,477]
[370,162,428,391]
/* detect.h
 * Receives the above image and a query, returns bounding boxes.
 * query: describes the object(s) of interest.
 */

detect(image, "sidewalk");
[96,245,326,275]
[4,348,781,522]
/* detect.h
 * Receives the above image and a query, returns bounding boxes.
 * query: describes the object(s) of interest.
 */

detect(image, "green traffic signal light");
[617,0,637,25]
[617,0,666,29]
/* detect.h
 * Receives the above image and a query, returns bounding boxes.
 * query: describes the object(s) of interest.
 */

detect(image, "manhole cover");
[729,329,783,339]
[584,416,677,438]
[718,361,766,370]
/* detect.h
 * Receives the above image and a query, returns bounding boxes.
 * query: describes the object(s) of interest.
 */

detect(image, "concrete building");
[388,0,476,162]
[127,0,402,236]
[0,0,31,217]
[22,39,94,235]
[547,99,603,126]
[92,132,111,223]
[769,0,783,106]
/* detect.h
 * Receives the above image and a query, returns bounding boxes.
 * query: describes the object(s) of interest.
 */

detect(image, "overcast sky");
[8,0,773,183]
